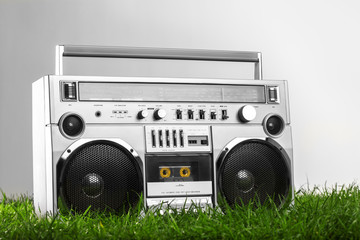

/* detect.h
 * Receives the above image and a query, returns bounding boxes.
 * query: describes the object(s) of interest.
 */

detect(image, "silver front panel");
[32,75,293,214]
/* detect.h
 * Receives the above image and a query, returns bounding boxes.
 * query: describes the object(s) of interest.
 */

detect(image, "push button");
[210,110,216,120]
[176,109,182,120]
[199,110,205,120]
[221,109,229,120]
[187,109,194,120]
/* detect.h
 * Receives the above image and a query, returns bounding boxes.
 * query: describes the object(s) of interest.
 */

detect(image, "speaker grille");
[218,139,290,208]
[59,140,143,213]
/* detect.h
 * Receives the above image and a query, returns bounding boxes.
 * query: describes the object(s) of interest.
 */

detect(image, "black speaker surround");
[57,140,143,213]
[217,139,291,208]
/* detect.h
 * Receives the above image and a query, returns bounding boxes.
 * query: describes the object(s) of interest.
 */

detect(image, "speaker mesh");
[59,140,142,213]
[219,139,290,207]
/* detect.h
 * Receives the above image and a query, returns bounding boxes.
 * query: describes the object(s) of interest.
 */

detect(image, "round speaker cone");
[61,114,84,138]
[236,170,255,193]
[59,140,143,213]
[265,115,284,136]
[218,139,290,208]
[81,173,104,198]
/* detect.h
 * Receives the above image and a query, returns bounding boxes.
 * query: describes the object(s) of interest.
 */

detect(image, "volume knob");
[238,105,257,122]
[137,110,149,119]
[154,109,167,120]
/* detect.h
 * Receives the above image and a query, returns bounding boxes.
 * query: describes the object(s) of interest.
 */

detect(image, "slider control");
[173,130,177,147]
[151,130,156,147]
[179,130,184,147]
[158,130,163,147]
[165,130,170,147]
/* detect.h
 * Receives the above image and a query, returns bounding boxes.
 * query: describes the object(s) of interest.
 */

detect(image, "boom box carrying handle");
[56,45,263,80]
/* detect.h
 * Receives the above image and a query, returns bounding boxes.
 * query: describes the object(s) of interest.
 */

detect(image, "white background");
[1,0,359,197]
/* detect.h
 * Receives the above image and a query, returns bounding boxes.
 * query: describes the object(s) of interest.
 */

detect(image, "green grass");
[1,185,360,239]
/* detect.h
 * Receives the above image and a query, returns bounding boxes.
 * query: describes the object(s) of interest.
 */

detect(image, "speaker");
[57,139,143,213]
[32,75,146,215]
[216,138,291,208]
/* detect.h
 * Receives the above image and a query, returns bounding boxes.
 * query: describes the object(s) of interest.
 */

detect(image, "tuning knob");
[137,110,149,119]
[238,105,257,122]
[154,109,167,120]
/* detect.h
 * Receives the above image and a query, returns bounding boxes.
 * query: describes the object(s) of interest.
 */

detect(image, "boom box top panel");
[48,76,290,125]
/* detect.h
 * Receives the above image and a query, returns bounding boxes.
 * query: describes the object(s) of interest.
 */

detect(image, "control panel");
[56,102,286,125]
[55,80,287,125]
[145,125,211,153]
[139,106,231,122]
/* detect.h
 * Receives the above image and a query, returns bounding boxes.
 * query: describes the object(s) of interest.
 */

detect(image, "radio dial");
[154,109,167,120]
[137,110,149,119]
[239,105,257,122]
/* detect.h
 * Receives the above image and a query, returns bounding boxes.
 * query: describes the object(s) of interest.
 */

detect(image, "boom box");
[32,46,294,215]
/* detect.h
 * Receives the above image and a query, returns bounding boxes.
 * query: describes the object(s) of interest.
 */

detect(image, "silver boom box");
[33,45,294,215]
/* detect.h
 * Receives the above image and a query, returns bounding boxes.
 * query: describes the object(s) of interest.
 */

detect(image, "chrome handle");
[56,45,262,79]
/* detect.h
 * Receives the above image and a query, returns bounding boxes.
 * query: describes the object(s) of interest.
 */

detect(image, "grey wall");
[1,0,360,197]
